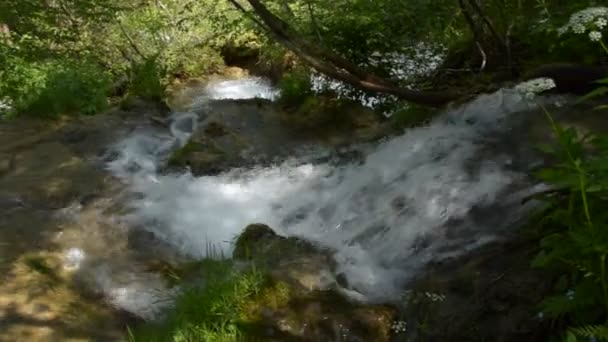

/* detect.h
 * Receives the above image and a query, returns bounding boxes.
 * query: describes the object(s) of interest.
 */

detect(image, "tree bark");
[227,0,459,107]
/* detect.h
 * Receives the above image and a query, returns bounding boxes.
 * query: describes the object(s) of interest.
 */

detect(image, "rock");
[234,224,397,342]
[203,121,228,137]
[234,224,335,292]
[167,139,237,176]
[61,128,88,144]
[0,153,13,176]
[245,290,396,342]
[0,142,104,208]
[167,97,389,176]
[222,66,249,79]
[401,240,555,342]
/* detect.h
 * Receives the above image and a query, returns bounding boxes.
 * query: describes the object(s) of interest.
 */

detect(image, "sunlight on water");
[107,77,553,300]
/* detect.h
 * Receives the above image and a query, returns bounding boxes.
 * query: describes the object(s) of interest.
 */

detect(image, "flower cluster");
[391,320,407,334]
[402,290,447,304]
[423,291,446,302]
[557,7,608,42]
[0,98,12,114]
[514,77,556,99]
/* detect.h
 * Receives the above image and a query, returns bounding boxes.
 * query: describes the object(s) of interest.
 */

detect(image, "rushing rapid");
[107,76,552,300]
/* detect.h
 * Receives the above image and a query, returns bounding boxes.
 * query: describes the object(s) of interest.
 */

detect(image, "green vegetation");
[129,260,263,341]
[3,0,605,119]
[0,0,266,118]
[522,10,608,340]
[277,68,312,106]
[532,106,608,341]
[5,1,608,341]
[128,259,293,342]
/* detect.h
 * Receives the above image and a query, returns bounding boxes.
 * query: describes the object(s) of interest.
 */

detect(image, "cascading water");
[107,76,556,302]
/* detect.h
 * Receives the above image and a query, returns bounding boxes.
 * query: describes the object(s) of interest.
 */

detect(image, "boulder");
[0,142,104,209]
[233,224,397,341]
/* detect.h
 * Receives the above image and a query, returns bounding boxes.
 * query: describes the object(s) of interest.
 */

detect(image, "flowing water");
[105,77,558,308]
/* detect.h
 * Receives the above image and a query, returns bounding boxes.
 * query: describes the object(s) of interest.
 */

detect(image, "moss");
[233,223,279,260]
[390,103,435,130]
[167,141,200,166]
[281,95,375,134]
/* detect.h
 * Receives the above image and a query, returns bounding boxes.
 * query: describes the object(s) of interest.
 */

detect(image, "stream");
[0,75,569,340]
[100,76,557,316]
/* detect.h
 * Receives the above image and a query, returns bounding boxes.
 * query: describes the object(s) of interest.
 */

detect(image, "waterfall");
[106,76,555,300]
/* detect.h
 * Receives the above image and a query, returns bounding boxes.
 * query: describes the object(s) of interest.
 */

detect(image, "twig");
[476,42,487,72]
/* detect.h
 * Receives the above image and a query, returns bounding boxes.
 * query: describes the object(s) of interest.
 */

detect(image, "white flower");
[566,289,575,300]
[515,77,557,99]
[573,23,586,34]
[589,30,603,42]
[390,321,407,333]
[558,7,608,35]
[0,98,12,113]
[424,292,446,302]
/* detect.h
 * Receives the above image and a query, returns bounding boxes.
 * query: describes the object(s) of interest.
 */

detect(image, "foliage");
[390,104,434,130]
[129,259,264,342]
[0,55,110,118]
[532,104,608,341]
[0,0,269,118]
[277,68,312,106]
[128,57,166,101]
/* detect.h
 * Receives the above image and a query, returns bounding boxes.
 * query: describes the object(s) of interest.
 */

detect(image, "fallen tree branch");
[228,0,460,107]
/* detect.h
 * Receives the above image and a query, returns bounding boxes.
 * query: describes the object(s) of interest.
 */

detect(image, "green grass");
[128,259,264,342]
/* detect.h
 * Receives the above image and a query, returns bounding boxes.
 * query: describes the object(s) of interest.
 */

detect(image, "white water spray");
[107,77,551,300]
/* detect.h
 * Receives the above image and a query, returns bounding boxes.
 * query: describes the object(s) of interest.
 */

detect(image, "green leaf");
[577,87,608,104]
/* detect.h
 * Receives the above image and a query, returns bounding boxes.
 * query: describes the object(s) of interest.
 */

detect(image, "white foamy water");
[107,77,552,300]
[204,77,280,101]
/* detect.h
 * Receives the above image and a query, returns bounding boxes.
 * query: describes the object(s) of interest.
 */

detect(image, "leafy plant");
[128,259,264,342]
[128,57,166,101]
[0,57,110,118]
[277,68,312,106]
[533,105,608,341]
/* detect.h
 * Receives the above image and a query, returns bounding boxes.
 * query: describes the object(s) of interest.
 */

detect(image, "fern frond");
[569,324,608,341]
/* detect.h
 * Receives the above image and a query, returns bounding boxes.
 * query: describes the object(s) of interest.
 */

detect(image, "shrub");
[390,103,434,129]
[128,57,166,101]
[277,68,312,106]
[532,106,608,341]
[1,57,110,118]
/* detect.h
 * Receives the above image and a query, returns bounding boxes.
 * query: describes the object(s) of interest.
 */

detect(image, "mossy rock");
[242,286,396,342]
[279,95,387,145]
[167,139,228,175]
[232,224,396,341]
[234,224,336,292]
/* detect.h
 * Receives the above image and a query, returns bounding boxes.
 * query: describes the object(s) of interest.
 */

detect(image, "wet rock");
[167,138,239,176]
[203,121,228,137]
[401,240,555,342]
[0,153,13,176]
[0,142,104,208]
[166,95,389,176]
[61,127,88,144]
[246,291,395,342]
[234,224,335,291]
[222,66,249,79]
[233,224,397,341]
